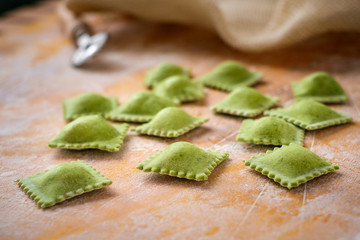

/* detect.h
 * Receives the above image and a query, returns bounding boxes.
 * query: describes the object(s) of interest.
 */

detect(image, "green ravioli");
[212,87,280,117]
[144,63,190,88]
[264,99,352,130]
[292,72,348,103]
[153,76,204,104]
[236,117,304,145]
[137,141,229,181]
[244,143,339,189]
[63,92,118,121]
[197,61,263,92]
[105,91,177,122]
[17,160,112,208]
[48,115,129,152]
[132,107,209,137]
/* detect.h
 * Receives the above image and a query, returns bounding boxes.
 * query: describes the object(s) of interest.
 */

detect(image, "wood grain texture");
[0,1,359,240]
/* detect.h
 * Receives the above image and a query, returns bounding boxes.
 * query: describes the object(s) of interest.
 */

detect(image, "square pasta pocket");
[144,63,190,88]
[132,107,208,137]
[105,91,177,123]
[137,142,229,181]
[244,143,339,189]
[153,76,204,104]
[197,61,263,92]
[236,117,304,145]
[49,115,129,152]
[212,87,280,117]
[264,99,352,130]
[291,72,348,103]
[18,161,112,208]
[63,92,119,121]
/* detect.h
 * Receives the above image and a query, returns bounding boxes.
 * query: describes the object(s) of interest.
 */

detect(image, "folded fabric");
[66,0,360,51]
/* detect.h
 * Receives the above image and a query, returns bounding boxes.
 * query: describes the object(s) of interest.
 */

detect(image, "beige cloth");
[66,0,360,52]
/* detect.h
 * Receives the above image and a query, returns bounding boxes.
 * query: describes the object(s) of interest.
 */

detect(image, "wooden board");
[0,1,359,239]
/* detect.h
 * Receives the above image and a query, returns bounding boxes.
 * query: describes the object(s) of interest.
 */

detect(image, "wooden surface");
[0,1,360,240]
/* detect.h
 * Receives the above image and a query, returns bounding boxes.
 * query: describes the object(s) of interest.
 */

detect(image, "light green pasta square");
[244,143,339,189]
[63,92,119,121]
[17,160,112,208]
[137,142,229,181]
[236,117,304,145]
[144,63,190,88]
[197,61,263,92]
[264,99,352,130]
[153,76,204,104]
[105,91,177,122]
[291,72,348,103]
[48,115,129,152]
[212,87,280,117]
[132,107,209,137]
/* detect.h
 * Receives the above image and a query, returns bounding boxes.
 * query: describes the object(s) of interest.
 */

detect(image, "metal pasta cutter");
[58,3,108,67]
[71,25,108,67]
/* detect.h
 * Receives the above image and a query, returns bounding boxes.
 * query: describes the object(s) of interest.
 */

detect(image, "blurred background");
[0,0,41,15]
[2,0,360,53]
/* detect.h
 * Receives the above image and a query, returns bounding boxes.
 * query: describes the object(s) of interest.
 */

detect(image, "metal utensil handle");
[56,2,91,46]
